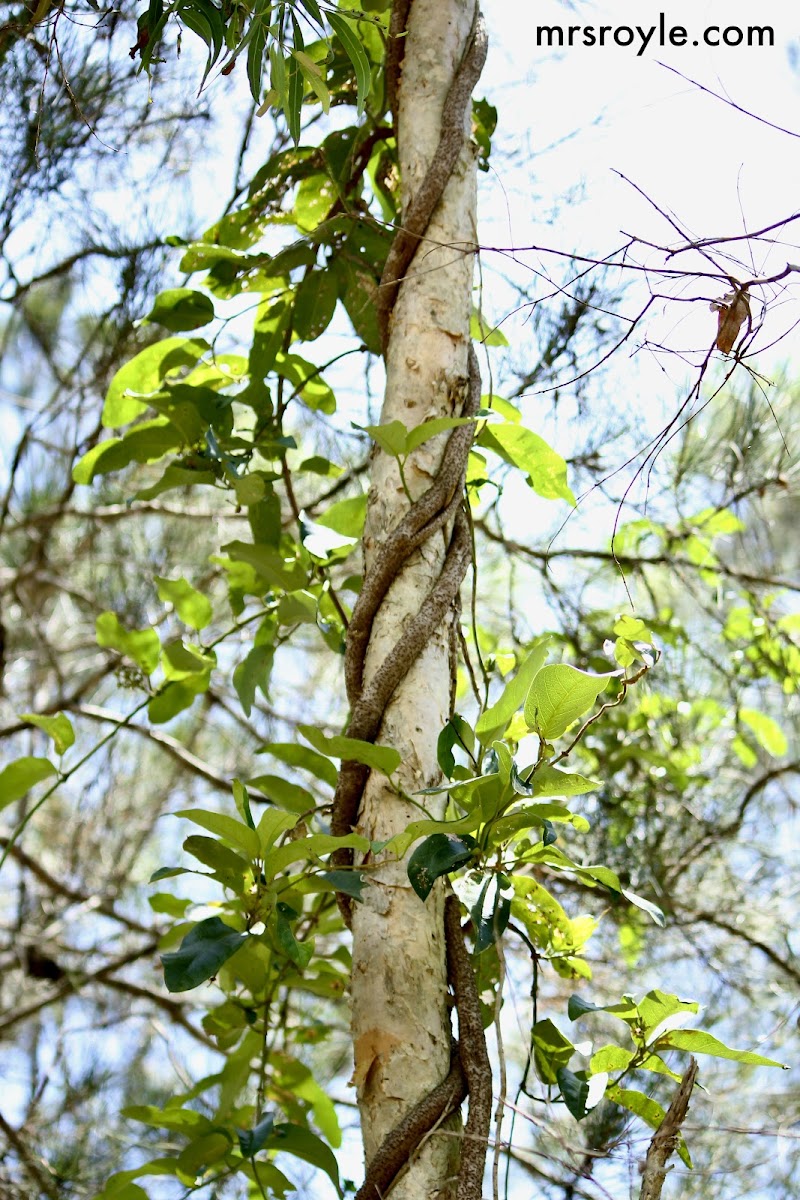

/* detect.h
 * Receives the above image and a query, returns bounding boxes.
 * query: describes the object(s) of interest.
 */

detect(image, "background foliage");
[0,3,798,1198]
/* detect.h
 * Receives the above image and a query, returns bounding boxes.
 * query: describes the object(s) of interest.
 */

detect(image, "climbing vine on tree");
[1,2,792,1199]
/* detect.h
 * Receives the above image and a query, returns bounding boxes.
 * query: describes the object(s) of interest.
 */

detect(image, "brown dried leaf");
[711,290,751,355]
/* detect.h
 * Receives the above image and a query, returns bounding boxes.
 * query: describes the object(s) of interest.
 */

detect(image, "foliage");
[0,5,797,1200]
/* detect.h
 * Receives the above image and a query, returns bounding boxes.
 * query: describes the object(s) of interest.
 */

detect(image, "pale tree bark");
[349,1,483,1197]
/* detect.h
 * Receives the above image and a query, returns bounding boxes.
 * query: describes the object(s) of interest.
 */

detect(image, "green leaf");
[182,836,250,884]
[557,1067,590,1120]
[475,639,550,742]
[176,1130,233,1175]
[606,1084,693,1168]
[135,463,216,498]
[148,681,202,723]
[358,418,409,457]
[529,764,601,798]
[407,834,476,901]
[274,902,314,968]
[320,869,367,901]
[568,994,605,1021]
[404,416,475,454]
[246,18,267,101]
[96,612,160,674]
[479,422,575,505]
[265,832,370,877]
[471,872,513,952]
[263,1123,341,1195]
[155,575,212,630]
[294,269,338,340]
[437,715,475,777]
[621,887,665,927]
[72,420,183,484]
[248,775,317,814]
[145,288,215,331]
[19,712,74,755]
[660,1030,786,1068]
[285,48,303,145]
[739,708,787,757]
[103,337,210,427]
[315,494,367,537]
[259,742,338,789]
[233,644,274,717]
[532,1018,575,1084]
[122,1104,211,1133]
[175,808,261,859]
[298,725,401,775]
[524,664,618,739]
[327,11,370,116]
[589,1044,634,1072]
[233,779,256,829]
[238,1113,274,1157]
[0,756,57,809]
[161,917,247,992]
[470,307,509,347]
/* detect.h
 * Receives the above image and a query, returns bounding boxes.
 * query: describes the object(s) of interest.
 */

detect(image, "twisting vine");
[329,2,492,1197]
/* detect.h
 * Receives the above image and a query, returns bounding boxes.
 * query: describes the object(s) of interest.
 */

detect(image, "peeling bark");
[349,2,482,1197]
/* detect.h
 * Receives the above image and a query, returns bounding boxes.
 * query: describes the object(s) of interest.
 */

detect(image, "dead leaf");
[710,289,750,355]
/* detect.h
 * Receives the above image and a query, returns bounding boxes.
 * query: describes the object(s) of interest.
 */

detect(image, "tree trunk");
[349,1,481,1196]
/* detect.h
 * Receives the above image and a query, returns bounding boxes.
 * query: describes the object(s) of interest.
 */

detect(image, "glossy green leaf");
[145,288,215,331]
[233,779,256,829]
[155,575,212,630]
[327,10,370,116]
[96,612,160,674]
[175,808,261,858]
[606,1084,692,1168]
[176,1129,232,1175]
[294,269,338,340]
[568,994,606,1020]
[247,774,317,814]
[182,836,250,884]
[475,639,550,742]
[0,756,57,809]
[238,1113,274,1157]
[479,422,575,505]
[135,462,215,498]
[258,742,338,788]
[298,724,401,775]
[315,494,367,537]
[265,832,370,878]
[19,712,74,755]
[621,887,665,927]
[148,681,203,723]
[261,1122,341,1195]
[161,916,247,992]
[589,1044,634,1072]
[470,307,508,346]
[471,872,513,952]
[532,1018,575,1084]
[661,1029,786,1068]
[407,833,476,901]
[233,644,274,717]
[320,870,367,901]
[122,1103,211,1133]
[524,664,618,739]
[286,46,303,146]
[556,1067,590,1120]
[103,337,210,427]
[529,764,601,797]
[73,420,183,484]
[437,714,476,777]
